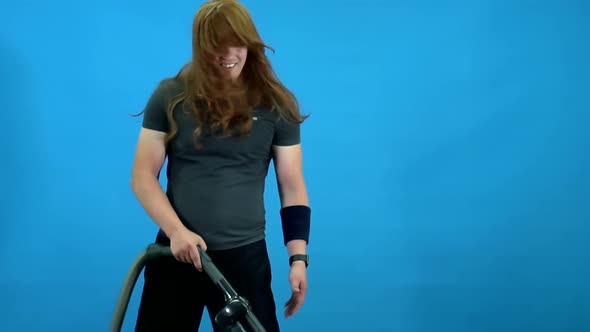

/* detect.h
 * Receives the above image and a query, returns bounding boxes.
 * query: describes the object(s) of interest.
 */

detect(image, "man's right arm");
[130,127,185,238]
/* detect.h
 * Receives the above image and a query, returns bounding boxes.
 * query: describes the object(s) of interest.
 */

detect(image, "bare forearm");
[131,172,185,238]
[279,180,309,207]
[287,239,307,256]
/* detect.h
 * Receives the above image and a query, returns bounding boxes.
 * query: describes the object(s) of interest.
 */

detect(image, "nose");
[217,54,237,63]
[216,46,240,59]
[216,51,230,60]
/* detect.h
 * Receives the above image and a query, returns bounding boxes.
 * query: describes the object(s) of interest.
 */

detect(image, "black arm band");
[280,205,311,246]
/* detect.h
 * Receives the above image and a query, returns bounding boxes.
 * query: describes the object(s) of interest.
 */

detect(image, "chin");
[230,70,244,80]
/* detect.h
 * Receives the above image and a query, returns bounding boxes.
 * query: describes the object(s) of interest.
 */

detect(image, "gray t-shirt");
[141,78,301,250]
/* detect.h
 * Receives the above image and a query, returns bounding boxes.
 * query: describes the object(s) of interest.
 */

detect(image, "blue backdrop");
[1,0,588,331]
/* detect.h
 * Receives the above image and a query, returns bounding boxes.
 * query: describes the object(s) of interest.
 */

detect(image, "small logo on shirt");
[252,117,258,120]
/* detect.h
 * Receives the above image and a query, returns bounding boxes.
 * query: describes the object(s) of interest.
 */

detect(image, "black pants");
[135,233,280,332]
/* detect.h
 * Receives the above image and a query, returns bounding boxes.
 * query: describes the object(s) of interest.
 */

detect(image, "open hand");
[284,261,307,318]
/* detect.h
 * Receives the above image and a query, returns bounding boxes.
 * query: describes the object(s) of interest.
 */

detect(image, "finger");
[299,280,308,295]
[284,305,294,318]
[175,253,188,264]
[291,296,305,313]
[285,294,297,312]
[177,245,189,263]
[198,240,207,252]
[285,293,304,315]
[284,302,298,318]
[292,301,303,314]
[189,246,202,271]
[292,278,307,294]
[182,249,192,264]
[295,292,306,304]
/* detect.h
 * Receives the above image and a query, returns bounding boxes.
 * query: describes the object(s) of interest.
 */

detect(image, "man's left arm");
[272,143,310,259]
[272,143,311,318]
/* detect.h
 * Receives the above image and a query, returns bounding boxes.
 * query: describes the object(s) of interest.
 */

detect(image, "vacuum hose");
[108,243,267,332]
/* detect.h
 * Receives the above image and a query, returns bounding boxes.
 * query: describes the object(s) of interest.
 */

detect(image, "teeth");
[221,63,237,68]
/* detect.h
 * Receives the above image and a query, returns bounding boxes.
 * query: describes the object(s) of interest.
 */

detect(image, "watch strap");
[289,254,309,267]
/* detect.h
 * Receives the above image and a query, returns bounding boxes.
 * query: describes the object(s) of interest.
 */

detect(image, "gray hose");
[108,244,266,332]
[108,244,172,332]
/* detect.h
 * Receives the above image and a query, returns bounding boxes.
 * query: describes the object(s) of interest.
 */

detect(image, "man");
[129,1,311,331]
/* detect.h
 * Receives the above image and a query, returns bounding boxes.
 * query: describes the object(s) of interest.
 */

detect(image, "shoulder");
[151,77,186,101]
[261,108,302,147]
[143,77,186,115]
[141,77,186,132]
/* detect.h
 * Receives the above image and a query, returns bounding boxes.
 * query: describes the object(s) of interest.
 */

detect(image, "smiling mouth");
[220,63,237,68]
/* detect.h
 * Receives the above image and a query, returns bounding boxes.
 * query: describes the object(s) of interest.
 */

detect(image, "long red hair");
[163,0,306,144]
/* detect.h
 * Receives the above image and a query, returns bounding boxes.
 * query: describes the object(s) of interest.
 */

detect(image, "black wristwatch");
[289,254,309,268]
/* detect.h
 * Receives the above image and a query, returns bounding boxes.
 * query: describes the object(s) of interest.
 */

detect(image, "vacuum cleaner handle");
[143,244,238,302]
[108,243,266,332]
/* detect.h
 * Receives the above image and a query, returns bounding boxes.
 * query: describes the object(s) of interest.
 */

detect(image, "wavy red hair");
[163,0,306,145]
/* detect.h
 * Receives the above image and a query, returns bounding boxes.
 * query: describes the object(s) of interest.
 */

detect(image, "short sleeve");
[141,80,175,133]
[272,114,301,146]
